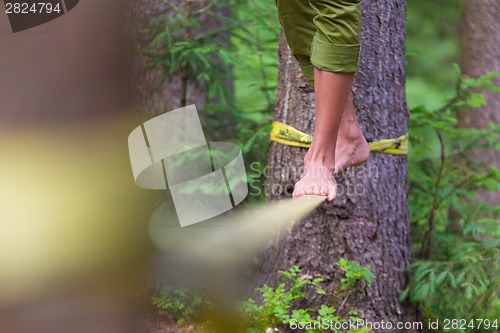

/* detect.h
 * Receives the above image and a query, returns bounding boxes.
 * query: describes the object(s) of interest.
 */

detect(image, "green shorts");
[276,0,361,86]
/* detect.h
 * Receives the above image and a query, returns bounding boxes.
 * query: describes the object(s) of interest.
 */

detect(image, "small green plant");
[241,264,374,333]
[336,258,376,291]
[151,285,206,325]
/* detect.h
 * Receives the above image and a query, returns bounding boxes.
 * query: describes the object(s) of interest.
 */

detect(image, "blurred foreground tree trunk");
[458,0,500,205]
[258,0,420,328]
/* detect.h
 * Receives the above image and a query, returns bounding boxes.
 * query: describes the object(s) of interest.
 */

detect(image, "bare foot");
[334,134,370,174]
[334,96,370,173]
[292,70,356,202]
[292,164,337,201]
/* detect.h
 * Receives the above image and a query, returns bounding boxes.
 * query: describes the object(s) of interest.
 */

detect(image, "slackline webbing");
[270,121,408,155]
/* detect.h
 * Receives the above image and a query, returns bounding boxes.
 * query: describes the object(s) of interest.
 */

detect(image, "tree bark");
[258,0,419,329]
[458,0,500,205]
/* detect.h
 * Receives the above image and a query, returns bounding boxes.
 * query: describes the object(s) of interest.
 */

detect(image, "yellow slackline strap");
[270,121,408,155]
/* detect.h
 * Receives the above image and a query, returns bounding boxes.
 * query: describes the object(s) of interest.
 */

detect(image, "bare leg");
[293,68,354,201]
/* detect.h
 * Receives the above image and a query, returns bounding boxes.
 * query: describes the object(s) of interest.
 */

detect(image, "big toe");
[292,184,304,197]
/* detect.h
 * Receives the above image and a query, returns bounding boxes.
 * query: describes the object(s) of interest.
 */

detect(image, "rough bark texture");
[458,0,500,205]
[258,0,420,329]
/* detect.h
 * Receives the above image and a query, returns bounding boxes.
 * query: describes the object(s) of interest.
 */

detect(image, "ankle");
[304,153,335,171]
[338,124,365,147]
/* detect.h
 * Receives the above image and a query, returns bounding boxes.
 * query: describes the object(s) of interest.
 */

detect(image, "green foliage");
[152,285,208,325]
[230,0,279,201]
[406,0,463,109]
[141,0,279,202]
[232,0,279,113]
[406,69,500,329]
[151,264,374,331]
[336,258,376,291]
[140,0,239,105]
[241,264,374,333]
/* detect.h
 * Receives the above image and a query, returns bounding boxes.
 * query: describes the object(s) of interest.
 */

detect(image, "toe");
[293,187,305,198]
[293,182,305,198]
[327,186,337,201]
[312,184,321,196]
[304,184,314,195]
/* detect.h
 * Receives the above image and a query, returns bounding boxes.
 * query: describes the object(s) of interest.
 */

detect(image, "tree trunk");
[130,0,231,114]
[458,0,500,205]
[258,0,419,329]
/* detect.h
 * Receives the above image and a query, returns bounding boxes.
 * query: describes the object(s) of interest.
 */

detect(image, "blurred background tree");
[406,0,463,109]
[405,0,500,327]
[457,0,500,205]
